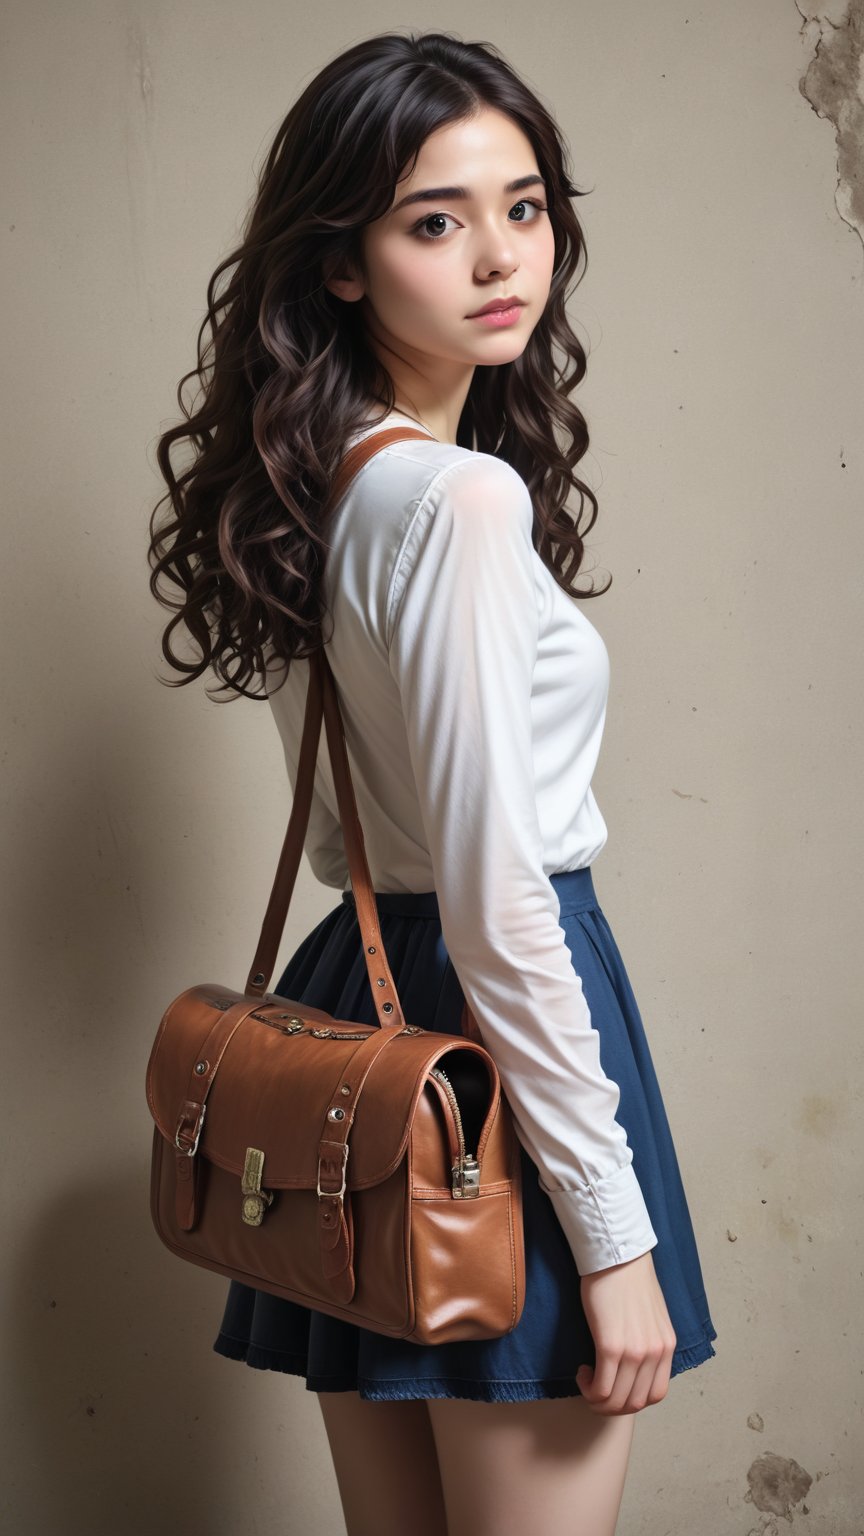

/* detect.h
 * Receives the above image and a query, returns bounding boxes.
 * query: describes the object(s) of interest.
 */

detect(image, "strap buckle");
[317,1143,349,1203]
[174,1102,206,1156]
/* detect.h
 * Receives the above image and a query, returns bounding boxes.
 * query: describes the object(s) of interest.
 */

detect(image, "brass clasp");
[241,1146,274,1226]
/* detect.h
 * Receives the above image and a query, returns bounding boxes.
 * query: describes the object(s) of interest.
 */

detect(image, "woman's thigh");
[315,1390,448,1536]
[426,1395,636,1536]
[316,1389,635,1536]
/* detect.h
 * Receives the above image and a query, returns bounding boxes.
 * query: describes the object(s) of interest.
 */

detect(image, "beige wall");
[2,2,862,1531]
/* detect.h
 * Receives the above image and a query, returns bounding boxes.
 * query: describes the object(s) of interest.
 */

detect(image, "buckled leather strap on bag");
[173,997,265,1229]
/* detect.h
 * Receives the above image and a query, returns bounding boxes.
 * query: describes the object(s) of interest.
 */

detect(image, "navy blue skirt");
[213,866,718,1402]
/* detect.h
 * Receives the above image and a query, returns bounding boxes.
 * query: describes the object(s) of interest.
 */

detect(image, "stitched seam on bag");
[507,1188,518,1326]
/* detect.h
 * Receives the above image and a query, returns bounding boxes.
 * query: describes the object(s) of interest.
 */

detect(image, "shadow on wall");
[5,1164,249,1534]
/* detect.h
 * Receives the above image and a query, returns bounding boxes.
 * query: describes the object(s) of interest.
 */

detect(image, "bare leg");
[427,1394,636,1536]
[316,1390,448,1536]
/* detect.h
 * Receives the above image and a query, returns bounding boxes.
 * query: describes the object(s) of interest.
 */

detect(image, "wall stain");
[799,1090,840,1135]
[796,0,864,250]
[745,1451,813,1518]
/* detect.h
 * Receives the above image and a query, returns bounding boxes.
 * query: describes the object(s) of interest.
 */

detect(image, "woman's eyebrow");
[390,174,547,214]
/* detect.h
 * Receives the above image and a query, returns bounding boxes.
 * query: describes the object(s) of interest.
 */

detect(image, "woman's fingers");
[576,1252,678,1415]
[576,1349,626,1406]
[578,1334,676,1415]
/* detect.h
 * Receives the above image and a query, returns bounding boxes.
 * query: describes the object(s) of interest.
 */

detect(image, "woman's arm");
[386,451,658,1278]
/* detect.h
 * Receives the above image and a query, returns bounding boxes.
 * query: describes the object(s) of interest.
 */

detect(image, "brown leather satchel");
[146,425,527,1345]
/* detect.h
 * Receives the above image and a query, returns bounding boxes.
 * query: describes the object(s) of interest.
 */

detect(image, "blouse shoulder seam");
[383,452,522,649]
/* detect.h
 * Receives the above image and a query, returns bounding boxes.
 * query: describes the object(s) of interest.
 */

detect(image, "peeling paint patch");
[796,0,864,249]
[745,1451,813,1517]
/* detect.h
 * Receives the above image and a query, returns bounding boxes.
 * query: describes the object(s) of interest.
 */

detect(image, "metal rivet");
[340,1085,351,1096]
[327,1107,346,1121]
[252,973,265,985]
[367,945,376,954]
[382,1002,393,1014]
[194,1061,208,1075]
[376,977,387,987]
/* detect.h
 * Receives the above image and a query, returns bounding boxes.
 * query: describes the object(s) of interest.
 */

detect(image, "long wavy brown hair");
[147,28,610,703]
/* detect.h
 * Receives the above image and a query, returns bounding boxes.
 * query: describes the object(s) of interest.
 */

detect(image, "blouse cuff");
[537,1159,659,1277]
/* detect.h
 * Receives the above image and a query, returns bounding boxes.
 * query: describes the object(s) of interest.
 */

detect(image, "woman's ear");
[323,254,365,304]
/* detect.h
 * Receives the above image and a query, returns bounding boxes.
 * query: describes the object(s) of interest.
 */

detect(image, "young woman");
[148,29,717,1536]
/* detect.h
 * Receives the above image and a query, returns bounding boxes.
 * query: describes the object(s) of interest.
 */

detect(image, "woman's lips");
[467,302,526,328]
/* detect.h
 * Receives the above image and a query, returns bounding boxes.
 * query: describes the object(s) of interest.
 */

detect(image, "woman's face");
[336,107,556,398]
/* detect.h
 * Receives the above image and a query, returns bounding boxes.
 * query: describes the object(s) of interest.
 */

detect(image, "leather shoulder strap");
[327,423,436,511]
[244,426,434,1004]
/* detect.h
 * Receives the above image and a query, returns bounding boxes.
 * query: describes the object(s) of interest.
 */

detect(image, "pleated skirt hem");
[212,1322,718,1402]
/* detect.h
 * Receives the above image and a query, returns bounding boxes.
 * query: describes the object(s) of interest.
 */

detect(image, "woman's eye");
[410,199,548,242]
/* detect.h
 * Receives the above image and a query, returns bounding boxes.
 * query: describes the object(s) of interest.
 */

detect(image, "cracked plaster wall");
[797,0,864,249]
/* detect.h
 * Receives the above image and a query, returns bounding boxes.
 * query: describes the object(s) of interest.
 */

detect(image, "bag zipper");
[429,1066,480,1199]
[249,1011,371,1039]
[248,1010,428,1042]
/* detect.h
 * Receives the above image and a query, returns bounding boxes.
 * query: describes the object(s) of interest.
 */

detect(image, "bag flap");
[146,984,488,1188]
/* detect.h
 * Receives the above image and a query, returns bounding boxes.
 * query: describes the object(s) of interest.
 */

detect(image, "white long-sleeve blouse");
[264,410,659,1276]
